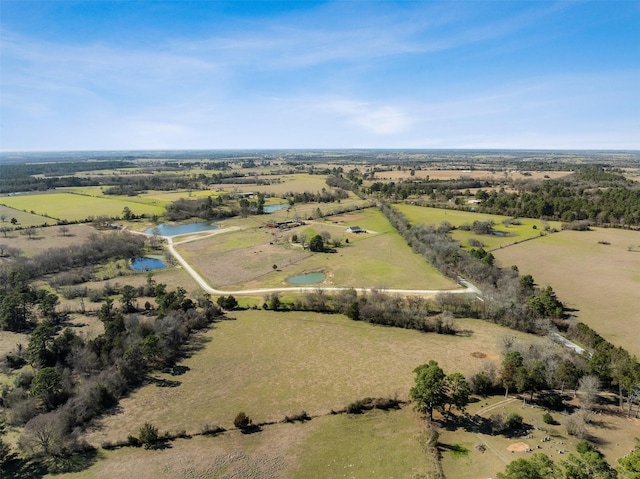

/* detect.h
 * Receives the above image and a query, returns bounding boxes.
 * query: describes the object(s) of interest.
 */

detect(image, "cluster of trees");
[164,195,234,221]
[280,188,349,205]
[566,323,640,416]
[262,289,457,335]
[410,360,471,420]
[366,177,484,200]
[474,167,640,226]
[0,233,145,332]
[1,281,222,471]
[496,441,620,479]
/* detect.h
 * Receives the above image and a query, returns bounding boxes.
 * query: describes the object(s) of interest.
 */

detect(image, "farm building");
[345,226,365,233]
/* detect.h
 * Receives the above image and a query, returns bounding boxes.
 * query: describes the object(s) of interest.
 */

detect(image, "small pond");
[264,204,288,213]
[286,272,325,284]
[145,222,218,236]
[492,231,508,237]
[131,257,167,271]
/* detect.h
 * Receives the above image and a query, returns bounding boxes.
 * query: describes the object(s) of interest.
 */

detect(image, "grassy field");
[0,223,101,256]
[51,407,435,479]
[177,207,459,291]
[0,204,53,228]
[394,204,563,250]
[0,192,165,222]
[83,310,543,447]
[60,186,224,208]
[210,173,330,197]
[493,227,640,357]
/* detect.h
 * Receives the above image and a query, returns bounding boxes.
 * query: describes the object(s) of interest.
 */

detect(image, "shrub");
[138,422,158,449]
[283,411,311,423]
[565,411,588,438]
[233,412,252,429]
[542,412,555,425]
[201,423,225,436]
[506,412,523,429]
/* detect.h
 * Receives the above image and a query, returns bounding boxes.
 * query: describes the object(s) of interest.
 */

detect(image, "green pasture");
[177,207,458,290]
[83,310,542,447]
[0,192,165,222]
[0,203,52,228]
[61,186,223,208]
[394,204,562,250]
[212,173,331,196]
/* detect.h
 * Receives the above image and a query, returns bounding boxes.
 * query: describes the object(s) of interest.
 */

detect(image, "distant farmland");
[0,192,165,222]
[493,227,640,356]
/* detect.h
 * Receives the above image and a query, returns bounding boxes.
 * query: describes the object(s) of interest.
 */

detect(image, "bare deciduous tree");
[578,375,601,412]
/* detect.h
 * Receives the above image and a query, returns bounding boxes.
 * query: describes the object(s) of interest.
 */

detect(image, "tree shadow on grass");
[239,425,263,435]
[3,447,102,478]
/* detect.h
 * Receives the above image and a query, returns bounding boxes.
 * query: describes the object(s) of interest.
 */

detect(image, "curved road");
[139,226,479,297]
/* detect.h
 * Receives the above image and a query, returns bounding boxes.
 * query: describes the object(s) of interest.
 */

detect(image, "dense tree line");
[474,167,640,226]
[280,188,349,204]
[378,202,563,333]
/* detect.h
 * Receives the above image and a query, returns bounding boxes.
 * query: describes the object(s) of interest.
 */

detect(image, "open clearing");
[52,407,433,479]
[493,227,640,356]
[439,394,640,479]
[0,192,165,222]
[84,310,543,446]
[176,207,459,290]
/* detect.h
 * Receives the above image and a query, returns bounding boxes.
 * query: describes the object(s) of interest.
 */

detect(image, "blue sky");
[1,1,639,151]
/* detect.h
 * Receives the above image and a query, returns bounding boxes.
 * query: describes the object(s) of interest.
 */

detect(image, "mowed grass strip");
[0,192,165,222]
[84,310,542,446]
[493,228,640,356]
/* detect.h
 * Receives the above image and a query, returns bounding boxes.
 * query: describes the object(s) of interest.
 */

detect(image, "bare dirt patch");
[507,442,531,452]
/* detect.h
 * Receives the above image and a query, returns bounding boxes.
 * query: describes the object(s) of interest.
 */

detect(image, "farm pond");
[131,257,167,271]
[286,272,325,284]
[145,222,218,236]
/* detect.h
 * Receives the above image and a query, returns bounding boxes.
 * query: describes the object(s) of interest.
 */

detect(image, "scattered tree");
[410,360,447,421]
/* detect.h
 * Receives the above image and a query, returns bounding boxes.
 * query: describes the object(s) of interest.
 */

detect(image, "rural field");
[176,207,459,291]
[493,227,640,356]
[52,407,433,479]
[0,204,53,228]
[0,192,165,222]
[373,168,571,182]
[83,311,542,446]
[395,204,563,250]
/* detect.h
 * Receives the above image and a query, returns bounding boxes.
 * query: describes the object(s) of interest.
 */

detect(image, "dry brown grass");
[0,223,99,257]
[83,311,542,447]
[493,228,640,356]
